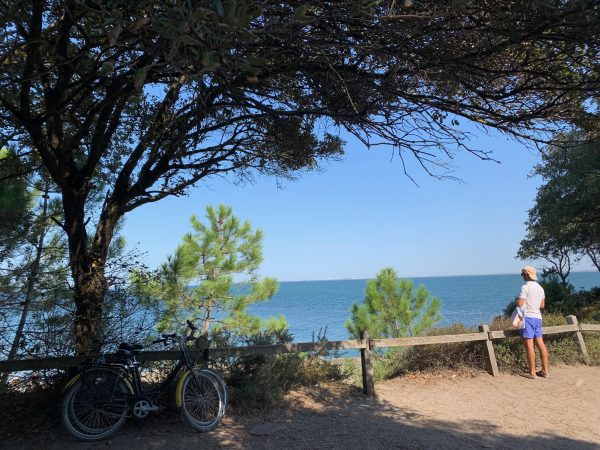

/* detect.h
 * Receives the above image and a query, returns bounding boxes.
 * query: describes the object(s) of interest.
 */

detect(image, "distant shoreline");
[276,270,600,283]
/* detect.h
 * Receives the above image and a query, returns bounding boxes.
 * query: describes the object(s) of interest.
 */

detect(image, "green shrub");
[403,324,486,372]
[227,353,300,411]
[583,332,600,365]
[339,357,362,386]
[493,340,527,373]
[545,334,585,365]
[223,329,350,412]
[372,348,408,382]
[226,352,349,412]
[370,324,487,381]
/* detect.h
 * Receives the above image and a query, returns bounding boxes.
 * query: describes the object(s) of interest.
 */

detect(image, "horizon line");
[273,269,600,283]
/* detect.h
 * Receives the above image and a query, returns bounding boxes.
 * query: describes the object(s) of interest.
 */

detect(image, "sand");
[5,365,600,449]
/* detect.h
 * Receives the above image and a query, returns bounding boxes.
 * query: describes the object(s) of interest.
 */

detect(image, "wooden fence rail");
[0,315,598,396]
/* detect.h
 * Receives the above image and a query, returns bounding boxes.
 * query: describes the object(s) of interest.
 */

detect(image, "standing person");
[516,266,549,379]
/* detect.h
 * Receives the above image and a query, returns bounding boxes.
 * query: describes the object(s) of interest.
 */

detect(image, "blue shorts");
[521,317,543,339]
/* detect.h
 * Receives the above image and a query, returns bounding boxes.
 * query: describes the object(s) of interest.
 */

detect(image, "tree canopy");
[2,0,600,353]
[518,132,600,277]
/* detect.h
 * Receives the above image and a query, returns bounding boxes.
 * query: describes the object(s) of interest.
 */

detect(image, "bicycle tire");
[196,367,228,406]
[61,369,131,441]
[180,369,224,432]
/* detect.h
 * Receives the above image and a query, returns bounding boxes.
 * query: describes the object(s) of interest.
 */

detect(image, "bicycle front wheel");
[61,369,131,441]
[195,367,228,406]
[180,369,224,432]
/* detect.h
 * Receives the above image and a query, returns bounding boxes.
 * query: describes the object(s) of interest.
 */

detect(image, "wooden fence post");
[478,324,499,377]
[567,315,590,365]
[359,330,375,396]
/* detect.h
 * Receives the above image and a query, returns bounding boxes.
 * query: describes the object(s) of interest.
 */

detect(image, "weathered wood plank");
[210,339,366,358]
[0,356,84,372]
[0,339,366,372]
[371,333,488,348]
[581,324,600,332]
[542,324,581,335]
[479,325,498,377]
[567,315,590,365]
[488,329,521,339]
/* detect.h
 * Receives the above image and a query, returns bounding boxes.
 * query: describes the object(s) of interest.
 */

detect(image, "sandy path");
[5,365,600,449]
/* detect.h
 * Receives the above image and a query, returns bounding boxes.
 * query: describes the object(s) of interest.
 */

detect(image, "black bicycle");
[61,321,227,441]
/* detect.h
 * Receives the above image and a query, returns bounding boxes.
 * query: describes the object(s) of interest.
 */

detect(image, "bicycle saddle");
[118,342,143,352]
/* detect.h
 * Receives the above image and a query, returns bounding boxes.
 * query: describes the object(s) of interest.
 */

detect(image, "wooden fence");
[1,315,599,396]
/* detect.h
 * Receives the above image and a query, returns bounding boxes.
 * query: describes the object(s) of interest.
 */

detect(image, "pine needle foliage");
[346,267,441,338]
[135,205,283,337]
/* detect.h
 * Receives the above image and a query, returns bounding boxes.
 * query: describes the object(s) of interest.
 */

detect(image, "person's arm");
[540,297,545,310]
[516,284,527,308]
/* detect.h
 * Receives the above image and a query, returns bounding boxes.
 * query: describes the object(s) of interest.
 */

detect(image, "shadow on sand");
[4,382,598,450]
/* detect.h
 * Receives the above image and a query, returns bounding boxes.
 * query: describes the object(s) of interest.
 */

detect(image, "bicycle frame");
[112,335,202,404]
[126,358,186,400]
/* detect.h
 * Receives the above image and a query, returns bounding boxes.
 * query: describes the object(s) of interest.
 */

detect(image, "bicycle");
[61,321,227,441]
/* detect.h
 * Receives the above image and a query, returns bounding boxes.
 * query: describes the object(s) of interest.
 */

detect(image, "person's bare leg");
[523,338,536,376]
[534,336,549,376]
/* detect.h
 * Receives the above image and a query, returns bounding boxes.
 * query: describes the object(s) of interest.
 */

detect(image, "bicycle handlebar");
[151,334,179,346]
[150,324,203,356]
[152,333,197,346]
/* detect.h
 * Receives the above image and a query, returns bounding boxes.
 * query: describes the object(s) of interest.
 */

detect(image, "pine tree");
[135,205,283,339]
[346,267,441,339]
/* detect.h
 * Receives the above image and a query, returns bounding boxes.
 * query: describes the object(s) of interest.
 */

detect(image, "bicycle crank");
[132,400,160,419]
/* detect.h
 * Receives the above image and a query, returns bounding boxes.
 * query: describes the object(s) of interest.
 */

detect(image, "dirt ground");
[4,365,600,450]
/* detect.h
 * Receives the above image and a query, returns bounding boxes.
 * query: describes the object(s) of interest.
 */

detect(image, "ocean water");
[246,272,600,343]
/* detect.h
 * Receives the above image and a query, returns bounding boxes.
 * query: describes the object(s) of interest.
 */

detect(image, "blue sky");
[121,126,591,281]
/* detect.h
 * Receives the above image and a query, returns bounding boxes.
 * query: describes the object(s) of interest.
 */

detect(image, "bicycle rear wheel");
[61,369,131,441]
[180,369,224,432]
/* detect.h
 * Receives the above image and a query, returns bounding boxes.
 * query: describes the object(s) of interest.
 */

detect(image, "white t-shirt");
[518,281,545,320]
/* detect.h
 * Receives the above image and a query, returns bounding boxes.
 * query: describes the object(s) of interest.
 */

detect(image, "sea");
[245,272,600,343]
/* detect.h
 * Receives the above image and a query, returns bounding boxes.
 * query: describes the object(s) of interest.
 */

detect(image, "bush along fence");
[0,315,599,396]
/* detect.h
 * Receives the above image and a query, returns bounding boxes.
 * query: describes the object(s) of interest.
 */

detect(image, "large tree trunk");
[63,185,121,355]
[73,266,108,355]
